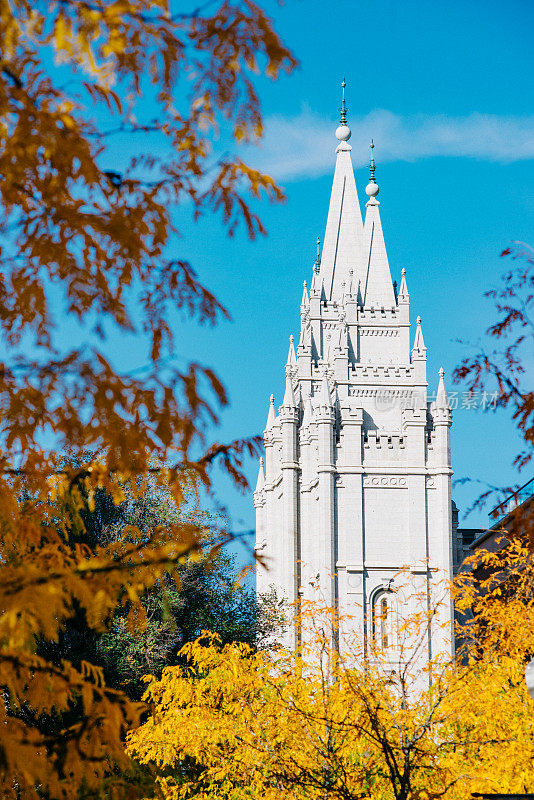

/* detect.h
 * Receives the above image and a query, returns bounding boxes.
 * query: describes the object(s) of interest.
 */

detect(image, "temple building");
[254,85,454,661]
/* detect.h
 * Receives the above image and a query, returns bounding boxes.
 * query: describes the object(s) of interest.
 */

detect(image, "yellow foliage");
[128,560,534,800]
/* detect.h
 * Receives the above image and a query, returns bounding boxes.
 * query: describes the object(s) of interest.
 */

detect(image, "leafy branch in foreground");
[0,1,296,796]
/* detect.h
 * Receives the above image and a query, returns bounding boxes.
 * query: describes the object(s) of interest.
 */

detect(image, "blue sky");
[169,0,534,539]
[52,0,534,546]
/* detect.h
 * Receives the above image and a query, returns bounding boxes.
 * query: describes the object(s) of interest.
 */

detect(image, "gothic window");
[372,589,395,651]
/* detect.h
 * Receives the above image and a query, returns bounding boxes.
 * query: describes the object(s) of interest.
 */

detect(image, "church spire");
[282,368,297,408]
[362,144,396,307]
[286,334,296,368]
[301,280,309,307]
[412,315,427,356]
[255,457,265,491]
[436,366,449,410]
[398,267,409,303]
[266,393,276,429]
[319,80,364,302]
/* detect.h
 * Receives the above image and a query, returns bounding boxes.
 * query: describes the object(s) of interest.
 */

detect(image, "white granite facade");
[254,111,454,663]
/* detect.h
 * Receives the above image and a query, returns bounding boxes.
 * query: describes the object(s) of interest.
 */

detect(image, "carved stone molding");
[359,328,399,337]
[363,475,407,488]
[348,387,414,398]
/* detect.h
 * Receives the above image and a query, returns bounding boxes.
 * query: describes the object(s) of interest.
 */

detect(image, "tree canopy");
[128,547,534,800]
[0,1,295,796]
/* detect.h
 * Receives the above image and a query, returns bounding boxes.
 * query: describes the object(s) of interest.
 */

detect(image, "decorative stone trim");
[359,328,399,337]
[363,475,407,487]
[349,387,414,398]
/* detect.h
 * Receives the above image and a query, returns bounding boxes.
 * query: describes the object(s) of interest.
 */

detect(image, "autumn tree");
[127,560,534,800]
[38,480,277,701]
[0,1,295,797]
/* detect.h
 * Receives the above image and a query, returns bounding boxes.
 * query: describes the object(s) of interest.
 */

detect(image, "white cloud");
[248,108,534,181]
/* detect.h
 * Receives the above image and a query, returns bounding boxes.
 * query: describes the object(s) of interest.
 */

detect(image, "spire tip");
[335,78,351,141]
[365,139,379,197]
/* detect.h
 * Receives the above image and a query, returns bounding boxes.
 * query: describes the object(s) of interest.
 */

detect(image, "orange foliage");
[0,1,295,797]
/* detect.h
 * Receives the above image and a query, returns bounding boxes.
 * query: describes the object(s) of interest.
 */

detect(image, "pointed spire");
[362,146,395,307]
[320,81,364,302]
[255,457,265,491]
[436,367,449,410]
[302,395,313,428]
[398,268,409,303]
[266,393,276,429]
[301,280,309,307]
[286,334,296,368]
[412,315,426,356]
[282,369,297,408]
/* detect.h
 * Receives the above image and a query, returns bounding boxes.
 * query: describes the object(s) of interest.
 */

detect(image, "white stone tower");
[254,84,454,662]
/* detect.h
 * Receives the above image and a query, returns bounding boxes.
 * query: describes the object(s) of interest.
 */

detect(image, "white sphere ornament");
[525,656,534,701]
[365,181,379,197]
[335,124,351,141]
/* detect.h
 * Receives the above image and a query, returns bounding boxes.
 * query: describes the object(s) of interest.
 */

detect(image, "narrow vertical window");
[380,596,389,649]
[373,590,394,652]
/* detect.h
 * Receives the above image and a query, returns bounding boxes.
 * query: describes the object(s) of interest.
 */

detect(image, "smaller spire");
[286,334,296,367]
[436,367,449,410]
[255,457,265,491]
[301,280,309,307]
[282,369,297,408]
[398,268,409,303]
[412,315,426,355]
[266,393,276,429]
[302,395,314,428]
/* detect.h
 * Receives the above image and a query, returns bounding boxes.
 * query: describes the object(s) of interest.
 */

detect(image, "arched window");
[372,589,395,651]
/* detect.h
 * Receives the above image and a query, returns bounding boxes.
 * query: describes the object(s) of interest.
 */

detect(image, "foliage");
[128,561,534,800]
[0,1,295,797]
[37,482,272,701]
